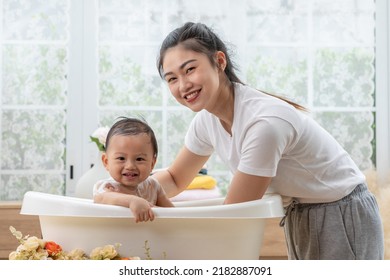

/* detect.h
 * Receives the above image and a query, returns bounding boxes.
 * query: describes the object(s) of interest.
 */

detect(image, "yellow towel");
[186,175,217,190]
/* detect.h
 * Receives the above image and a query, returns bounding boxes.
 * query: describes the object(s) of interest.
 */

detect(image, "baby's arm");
[94,192,155,223]
[94,191,131,207]
[128,196,155,223]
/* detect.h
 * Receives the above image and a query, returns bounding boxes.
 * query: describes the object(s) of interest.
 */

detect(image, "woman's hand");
[128,196,155,223]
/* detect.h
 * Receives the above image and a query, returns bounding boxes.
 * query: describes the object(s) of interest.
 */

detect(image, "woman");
[152,22,384,259]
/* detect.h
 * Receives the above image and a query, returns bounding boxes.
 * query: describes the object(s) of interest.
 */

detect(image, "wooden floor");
[0,202,287,260]
[259,218,288,259]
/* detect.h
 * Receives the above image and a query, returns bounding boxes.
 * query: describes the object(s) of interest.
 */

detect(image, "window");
[0,0,68,200]
[1,0,387,201]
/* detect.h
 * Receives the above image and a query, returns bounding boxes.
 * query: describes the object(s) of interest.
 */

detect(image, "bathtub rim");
[20,191,284,219]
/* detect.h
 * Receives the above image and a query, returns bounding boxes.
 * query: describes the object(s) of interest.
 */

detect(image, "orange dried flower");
[44,241,62,256]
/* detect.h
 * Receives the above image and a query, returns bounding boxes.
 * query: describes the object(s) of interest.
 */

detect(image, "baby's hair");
[105,117,158,157]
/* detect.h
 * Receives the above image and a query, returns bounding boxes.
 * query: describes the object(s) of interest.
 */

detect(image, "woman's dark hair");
[157,22,306,111]
[105,117,158,158]
[157,22,242,84]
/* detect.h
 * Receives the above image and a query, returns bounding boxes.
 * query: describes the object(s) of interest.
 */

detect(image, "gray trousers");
[281,183,384,260]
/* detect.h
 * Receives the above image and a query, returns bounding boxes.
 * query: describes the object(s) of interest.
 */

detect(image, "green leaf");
[90,136,105,152]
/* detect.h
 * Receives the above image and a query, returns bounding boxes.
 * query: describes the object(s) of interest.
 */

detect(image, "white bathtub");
[20,191,284,260]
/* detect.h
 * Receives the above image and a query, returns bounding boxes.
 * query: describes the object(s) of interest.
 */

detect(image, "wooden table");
[0,202,42,259]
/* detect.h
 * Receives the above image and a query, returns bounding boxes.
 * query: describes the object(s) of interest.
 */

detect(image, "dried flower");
[8,226,140,260]
[22,236,42,251]
[89,244,118,260]
[66,248,89,260]
[45,241,62,257]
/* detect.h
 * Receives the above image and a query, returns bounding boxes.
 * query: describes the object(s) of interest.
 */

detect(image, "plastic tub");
[21,191,284,259]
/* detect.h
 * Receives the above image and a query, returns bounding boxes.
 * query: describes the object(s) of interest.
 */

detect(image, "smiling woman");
[0,0,384,205]
[161,47,230,114]
[151,21,384,260]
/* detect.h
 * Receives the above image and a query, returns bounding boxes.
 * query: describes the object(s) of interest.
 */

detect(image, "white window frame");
[66,0,99,195]
[375,0,390,186]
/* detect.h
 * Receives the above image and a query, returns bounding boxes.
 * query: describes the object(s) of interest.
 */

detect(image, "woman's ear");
[215,51,227,71]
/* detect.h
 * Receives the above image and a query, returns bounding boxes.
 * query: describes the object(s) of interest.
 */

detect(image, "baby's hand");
[128,196,155,223]
[103,183,120,192]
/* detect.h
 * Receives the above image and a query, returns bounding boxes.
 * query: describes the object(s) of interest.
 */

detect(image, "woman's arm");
[224,170,271,204]
[156,193,174,207]
[152,146,209,197]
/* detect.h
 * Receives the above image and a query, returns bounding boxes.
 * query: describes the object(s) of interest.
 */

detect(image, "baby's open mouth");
[123,172,138,178]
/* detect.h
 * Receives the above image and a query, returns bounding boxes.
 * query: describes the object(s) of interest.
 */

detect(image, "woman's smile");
[184,89,201,102]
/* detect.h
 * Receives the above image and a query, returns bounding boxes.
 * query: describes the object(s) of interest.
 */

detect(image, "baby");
[93,117,173,222]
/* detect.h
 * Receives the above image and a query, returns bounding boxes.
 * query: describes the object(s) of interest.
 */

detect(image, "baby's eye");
[136,157,145,161]
[116,156,125,161]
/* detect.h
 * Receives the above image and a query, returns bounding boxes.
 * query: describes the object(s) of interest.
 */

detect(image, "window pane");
[246,0,308,42]
[99,0,164,42]
[2,45,67,105]
[313,48,375,107]
[99,46,162,106]
[165,0,231,31]
[166,110,195,165]
[246,47,308,105]
[1,110,65,169]
[0,0,68,200]
[312,0,375,44]
[0,174,64,201]
[314,111,374,171]
[2,0,68,41]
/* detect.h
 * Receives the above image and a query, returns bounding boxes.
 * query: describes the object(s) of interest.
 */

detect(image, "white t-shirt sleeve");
[184,113,214,156]
[238,117,297,177]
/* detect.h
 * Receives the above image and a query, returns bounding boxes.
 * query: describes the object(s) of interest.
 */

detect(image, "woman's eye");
[186,67,195,74]
[167,77,176,83]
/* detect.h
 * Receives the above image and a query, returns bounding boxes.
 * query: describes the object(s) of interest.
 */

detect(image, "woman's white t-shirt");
[185,83,365,205]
